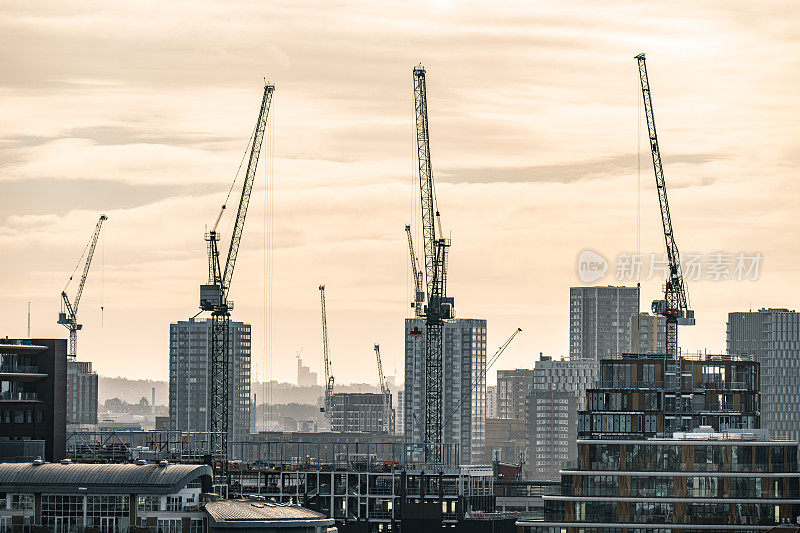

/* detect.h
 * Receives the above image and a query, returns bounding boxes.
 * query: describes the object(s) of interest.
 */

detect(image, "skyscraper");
[404,317,487,464]
[629,311,666,354]
[727,308,800,443]
[497,369,535,420]
[168,318,252,443]
[569,285,640,361]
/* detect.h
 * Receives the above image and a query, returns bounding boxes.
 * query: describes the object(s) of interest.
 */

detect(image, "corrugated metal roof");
[205,500,325,522]
[0,462,212,494]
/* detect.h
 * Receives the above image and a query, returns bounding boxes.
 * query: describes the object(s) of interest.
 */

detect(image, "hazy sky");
[1,1,798,386]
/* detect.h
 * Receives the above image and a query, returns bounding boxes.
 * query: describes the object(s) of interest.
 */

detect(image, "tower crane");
[413,64,453,462]
[405,225,425,318]
[200,82,274,468]
[374,344,392,433]
[58,214,108,358]
[319,285,335,422]
[635,54,695,358]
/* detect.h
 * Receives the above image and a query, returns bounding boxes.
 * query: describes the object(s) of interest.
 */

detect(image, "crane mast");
[374,344,392,433]
[405,224,425,317]
[58,214,107,358]
[413,64,451,463]
[635,54,694,358]
[319,285,334,423]
[200,82,274,470]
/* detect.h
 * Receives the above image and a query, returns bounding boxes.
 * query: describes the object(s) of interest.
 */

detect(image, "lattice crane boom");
[200,82,274,470]
[405,224,425,317]
[319,285,334,421]
[374,344,392,433]
[58,214,107,358]
[635,54,694,358]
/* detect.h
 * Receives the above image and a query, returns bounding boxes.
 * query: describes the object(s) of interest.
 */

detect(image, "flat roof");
[0,462,213,494]
[205,499,332,525]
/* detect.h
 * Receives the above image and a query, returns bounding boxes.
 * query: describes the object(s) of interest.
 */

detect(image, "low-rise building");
[0,461,212,531]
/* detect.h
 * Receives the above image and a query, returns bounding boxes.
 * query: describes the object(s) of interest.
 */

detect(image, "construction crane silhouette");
[200,82,274,471]
[58,214,107,358]
[374,344,392,433]
[318,285,335,425]
[405,225,425,317]
[635,54,695,358]
[413,64,453,463]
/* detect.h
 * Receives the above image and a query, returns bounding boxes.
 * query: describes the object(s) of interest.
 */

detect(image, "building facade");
[66,360,98,425]
[486,385,497,418]
[497,369,535,420]
[727,308,800,445]
[484,417,526,464]
[569,286,639,361]
[329,392,394,434]
[395,388,404,436]
[520,432,800,532]
[525,390,578,482]
[169,318,252,443]
[532,356,598,409]
[578,354,760,439]
[630,312,667,354]
[0,339,66,462]
[404,317,487,464]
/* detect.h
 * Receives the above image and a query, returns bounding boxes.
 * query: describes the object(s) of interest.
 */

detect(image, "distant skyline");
[1,1,798,385]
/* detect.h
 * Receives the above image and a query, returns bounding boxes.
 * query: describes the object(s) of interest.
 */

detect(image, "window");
[137,495,160,511]
[41,494,83,530]
[10,494,34,510]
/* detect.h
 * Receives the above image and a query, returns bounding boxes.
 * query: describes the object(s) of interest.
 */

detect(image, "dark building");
[517,353,800,532]
[578,353,760,438]
[66,359,98,425]
[0,339,66,462]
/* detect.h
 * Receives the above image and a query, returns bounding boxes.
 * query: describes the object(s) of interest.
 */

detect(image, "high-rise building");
[297,356,317,387]
[0,339,66,462]
[532,356,597,409]
[497,369,535,420]
[630,312,666,354]
[727,308,800,443]
[404,317,487,464]
[486,385,497,418]
[569,286,639,361]
[330,392,394,433]
[525,390,577,481]
[66,360,98,425]
[168,318,252,443]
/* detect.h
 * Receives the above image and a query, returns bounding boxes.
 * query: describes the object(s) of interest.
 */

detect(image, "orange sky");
[1,1,798,384]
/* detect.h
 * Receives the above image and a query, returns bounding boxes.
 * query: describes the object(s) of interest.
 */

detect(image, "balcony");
[0,392,37,401]
[0,365,41,374]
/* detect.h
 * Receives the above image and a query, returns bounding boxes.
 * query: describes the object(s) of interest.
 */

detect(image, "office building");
[168,318,252,443]
[0,339,66,462]
[329,392,394,434]
[484,417,526,464]
[66,360,98,425]
[486,385,497,418]
[532,356,597,409]
[497,369,535,420]
[569,286,639,361]
[630,312,666,354]
[579,353,759,438]
[404,317,487,464]
[297,356,317,387]
[525,390,578,481]
[728,308,800,444]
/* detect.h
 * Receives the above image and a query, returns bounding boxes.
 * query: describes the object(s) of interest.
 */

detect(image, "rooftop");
[0,461,213,494]
[205,499,332,525]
